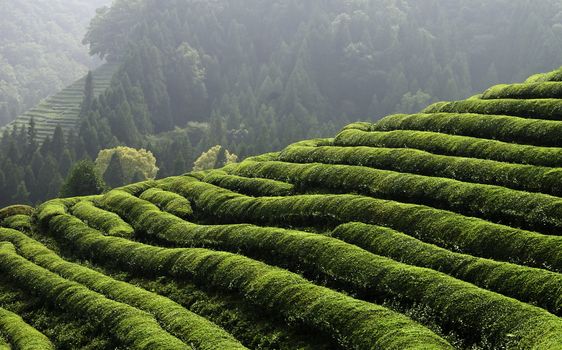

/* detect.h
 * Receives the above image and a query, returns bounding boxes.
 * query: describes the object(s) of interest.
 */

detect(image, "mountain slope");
[0,0,111,126]
[0,62,118,142]
[4,66,562,348]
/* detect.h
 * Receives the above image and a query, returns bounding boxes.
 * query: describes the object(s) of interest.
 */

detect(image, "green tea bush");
[230,159,562,233]
[374,113,562,147]
[0,228,247,350]
[38,204,452,350]
[423,99,562,121]
[99,190,562,349]
[202,171,294,197]
[71,201,134,237]
[0,306,54,349]
[0,242,190,350]
[0,205,33,221]
[139,188,193,218]
[334,128,562,167]
[161,177,562,272]
[279,143,562,196]
[331,222,562,315]
[482,82,562,100]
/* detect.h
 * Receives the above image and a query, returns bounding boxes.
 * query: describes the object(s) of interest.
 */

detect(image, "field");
[0,63,118,142]
[3,66,562,349]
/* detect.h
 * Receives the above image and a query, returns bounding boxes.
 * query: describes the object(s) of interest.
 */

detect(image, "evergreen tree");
[103,152,125,188]
[80,71,94,116]
[51,125,66,159]
[60,160,106,197]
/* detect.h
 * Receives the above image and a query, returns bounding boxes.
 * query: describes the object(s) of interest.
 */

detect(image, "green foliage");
[331,222,562,316]
[203,171,294,197]
[95,147,158,184]
[279,142,562,196]
[335,128,562,167]
[39,199,452,350]
[0,228,247,350]
[71,201,134,237]
[374,112,562,147]
[231,159,562,234]
[160,177,562,273]
[193,146,238,172]
[60,161,106,197]
[423,98,562,121]
[98,189,562,349]
[102,152,125,188]
[0,306,53,349]
[482,82,562,99]
[139,188,193,218]
[0,241,190,350]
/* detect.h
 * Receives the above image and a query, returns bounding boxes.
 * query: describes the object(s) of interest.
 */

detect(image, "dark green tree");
[60,160,106,197]
[103,152,125,188]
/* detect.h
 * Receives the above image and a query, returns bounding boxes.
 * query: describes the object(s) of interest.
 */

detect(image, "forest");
[0,0,111,126]
[2,0,562,206]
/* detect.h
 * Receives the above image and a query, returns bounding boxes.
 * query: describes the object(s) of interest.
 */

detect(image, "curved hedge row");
[334,128,562,167]
[330,222,562,315]
[279,143,562,196]
[38,201,453,350]
[202,171,294,197]
[0,306,54,350]
[0,205,33,222]
[139,188,193,218]
[0,241,190,350]
[482,82,562,100]
[0,228,247,350]
[423,99,562,121]
[71,201,134,237]
[160,177,562,272]
[373,113,562,147]
[229,159,562,234]
[99,189,562,348]
[1,214,33,232]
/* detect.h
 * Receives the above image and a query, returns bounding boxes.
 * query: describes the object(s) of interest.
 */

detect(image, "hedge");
[373,112,562,147]
[0,306,54,350]
[71,201,134,237]
[331,222,562,315]
[0,228,247,350]
[229,159,562,234]
[99,189,562,349]
[423,99,562,121]
[482,82,562,100]
[1,215,33,232]
[279,143,562,196]
[334,128,562,167]
[202,171,294,197]
[0,205,33,221]
[0,242,190,350]
[139,188,193,218]
[38,202,452,350]
[160,177,562,272]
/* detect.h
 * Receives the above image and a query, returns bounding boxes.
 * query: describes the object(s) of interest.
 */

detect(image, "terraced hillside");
[0,62,118,142]
[5,67,562,349]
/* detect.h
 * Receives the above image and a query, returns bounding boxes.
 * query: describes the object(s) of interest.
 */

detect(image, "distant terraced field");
[4,66,562,349]
[0,62,118,142]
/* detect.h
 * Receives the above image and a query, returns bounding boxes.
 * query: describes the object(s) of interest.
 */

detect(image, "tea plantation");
[4,66,562,349]
[0,63,118,142]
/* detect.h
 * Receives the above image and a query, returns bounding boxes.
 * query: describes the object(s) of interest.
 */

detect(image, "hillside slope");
[4,66,562,349]
[0,62,118,142]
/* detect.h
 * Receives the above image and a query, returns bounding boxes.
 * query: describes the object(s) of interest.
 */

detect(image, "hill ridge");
[4,64,562,348]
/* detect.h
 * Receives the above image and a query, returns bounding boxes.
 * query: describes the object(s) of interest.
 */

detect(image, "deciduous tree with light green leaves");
[193,145,238,172]
[95,146,158,184]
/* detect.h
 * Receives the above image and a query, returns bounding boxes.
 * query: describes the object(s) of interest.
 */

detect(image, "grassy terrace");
[5,66,562,349]
[0,62,118,142]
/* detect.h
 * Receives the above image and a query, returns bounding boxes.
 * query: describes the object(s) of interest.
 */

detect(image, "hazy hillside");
[0,0,111,126]
[3,65,562,348]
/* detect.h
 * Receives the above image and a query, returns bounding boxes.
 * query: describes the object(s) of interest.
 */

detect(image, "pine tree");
[103,152,126,188]
[60,161,106,197]
[51,125,65,159]
[12,182,30,203]
[80,71,94,116]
